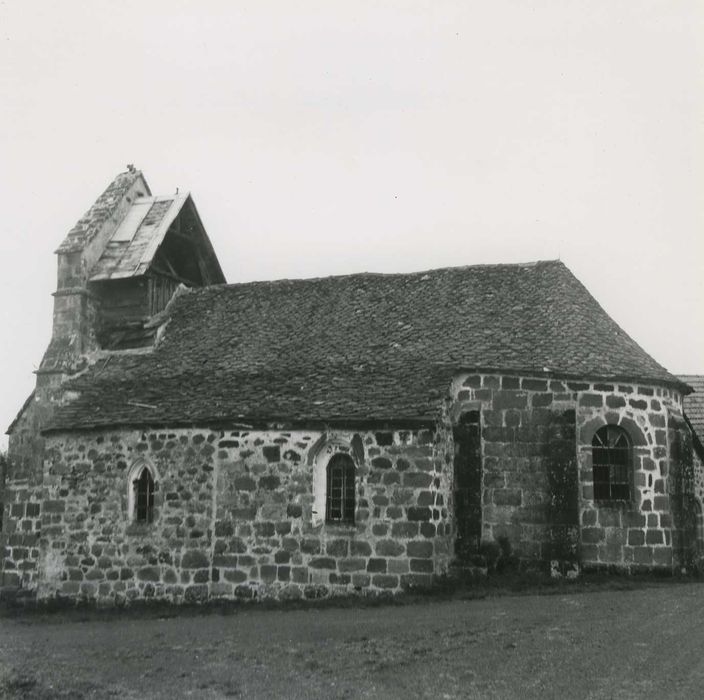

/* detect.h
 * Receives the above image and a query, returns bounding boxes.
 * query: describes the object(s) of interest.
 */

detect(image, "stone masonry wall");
[449,373,690,572]
[8,426,452,604]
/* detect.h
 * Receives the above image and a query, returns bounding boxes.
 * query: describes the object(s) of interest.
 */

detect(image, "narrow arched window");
[133,466,155,523]
[326,454,355,524]
[592,425,631,501]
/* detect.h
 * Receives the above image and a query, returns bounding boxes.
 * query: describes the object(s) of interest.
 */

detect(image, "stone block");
[352,573,371,588]
[234,476,256,491]
[367,558,387,573]
[351,541,372,557]
[254,522,275,537]
[388,559,409,574]
[371,574,399,589]
[391,522,419,538]
[410,558,434,573]
[580,394,603,408]
[406,507,431,521]
[260,565,277,583]
[493,391,528,410]
[371,457,392,470]
[223,569,247,583]
[43,500,65,514]
[645,529,664,545]
[326,539,349,557]
[627,529,645,546]
[259,475,281,490]
[581,527,605,544]
[376,540,404,557]
[338,558,366,572]
[406,541,433,558]
[181,550,209,569]
[309,557,336,569]
[262,446,280,463]
[522,379,548,391]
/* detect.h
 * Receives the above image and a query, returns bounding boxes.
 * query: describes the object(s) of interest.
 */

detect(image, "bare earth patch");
[2,583,704,699]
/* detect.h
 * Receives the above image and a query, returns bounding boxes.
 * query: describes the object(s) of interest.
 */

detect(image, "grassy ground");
[1,576,703,698]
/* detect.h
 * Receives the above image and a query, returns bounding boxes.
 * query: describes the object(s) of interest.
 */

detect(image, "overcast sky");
[0,1,702,448]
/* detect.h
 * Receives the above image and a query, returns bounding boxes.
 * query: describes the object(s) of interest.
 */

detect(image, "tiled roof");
[57,169,150,254]
[90,194,189,280]
[46,260,685,431]
[680,375,704,443]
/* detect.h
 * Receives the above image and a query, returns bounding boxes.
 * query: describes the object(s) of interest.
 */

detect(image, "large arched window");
[326,454,355,524]
[592,425,631,501]
[128,462,156,524]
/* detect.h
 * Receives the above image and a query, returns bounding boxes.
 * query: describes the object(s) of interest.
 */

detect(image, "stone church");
[2,168,702,604]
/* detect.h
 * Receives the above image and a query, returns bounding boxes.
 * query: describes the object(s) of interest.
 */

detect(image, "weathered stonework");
[3,426,452,604]
[448,373,695,573]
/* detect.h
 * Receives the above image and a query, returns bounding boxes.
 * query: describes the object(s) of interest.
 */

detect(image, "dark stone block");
[637,387,654,396]
[645,529,664,545]
[407,506,431,521]
[194,569,210,583]
[606,395,626,409]
[235,584,254,598]
[301,538,320,554]
[234,476,256,491]
[260,565,277,582]
[219,440,240,448]
[463,375,482,388]
[410,558,434,573]
[532,393,554,408]
[351,541,372,557]
[259,475,281,490]
[214,521,234,537]
[254,522,275,537]
[283,450,301,462]
[286,504,303,518]
[406,541,433,558]
[493,391,528,410]
[375,432,394,446]
[327,539,349,557]
[502,376,520,390]
[184,585,209,604]
[417,491,435,506]
[278,566,291,581]
[43,500,65,514]
[262,445,280,463]
[338,558,366,572]
[581,527,605,544]
[522,379,548,391]
[26,503,40,517]
[181,550,209,569]
[371,574,399,589]
[391,522,419,538]
[372,457,392,470]
[628,529,645,546]
[629,399,647,410]
[376,540,404,557]
[309,557,336,569]
[420,522,436,538]
[403,473,432,488]
[580,394,603,408]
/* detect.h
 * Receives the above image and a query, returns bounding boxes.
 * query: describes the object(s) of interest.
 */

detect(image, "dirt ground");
[2,583,704,699]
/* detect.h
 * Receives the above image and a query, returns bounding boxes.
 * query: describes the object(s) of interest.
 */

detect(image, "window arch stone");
[311,439,358,527]
[127,459,158,524]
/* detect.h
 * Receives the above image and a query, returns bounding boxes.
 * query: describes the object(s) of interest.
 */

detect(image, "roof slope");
[680,375,704,442]
[47,260,683,431]
[57,169,150,254]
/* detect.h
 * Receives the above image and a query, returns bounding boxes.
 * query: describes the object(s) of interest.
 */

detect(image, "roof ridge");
[197,259,565,292]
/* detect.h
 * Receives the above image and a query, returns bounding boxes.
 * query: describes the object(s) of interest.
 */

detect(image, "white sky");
[0,1,702,448]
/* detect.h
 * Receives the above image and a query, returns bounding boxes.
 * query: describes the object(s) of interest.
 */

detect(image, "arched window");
[132,465,155,523]
[592,425,631,501]
[326,454,355,524]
